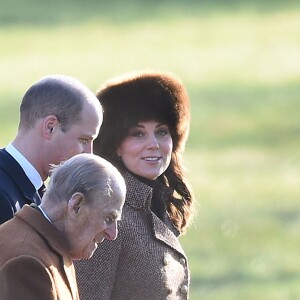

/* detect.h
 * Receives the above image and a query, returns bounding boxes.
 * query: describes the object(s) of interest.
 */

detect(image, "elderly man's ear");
[68,193,85,215]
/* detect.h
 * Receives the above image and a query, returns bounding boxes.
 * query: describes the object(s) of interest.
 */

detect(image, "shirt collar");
[38,205,52,223]
[6,143,43,191]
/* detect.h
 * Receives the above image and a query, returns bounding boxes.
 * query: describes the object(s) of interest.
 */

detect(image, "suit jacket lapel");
[0,149,36,203]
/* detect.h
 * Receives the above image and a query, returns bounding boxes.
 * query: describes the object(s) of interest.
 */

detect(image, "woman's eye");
[157,129,168,136]
[131,131,144,138]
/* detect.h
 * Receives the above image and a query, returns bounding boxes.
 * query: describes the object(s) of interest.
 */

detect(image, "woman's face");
[117,120,173,180]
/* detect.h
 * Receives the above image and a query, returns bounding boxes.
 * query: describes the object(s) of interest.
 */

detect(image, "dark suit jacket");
[0,148,39,224]
[0,204,79,300]
[75,172,190,300]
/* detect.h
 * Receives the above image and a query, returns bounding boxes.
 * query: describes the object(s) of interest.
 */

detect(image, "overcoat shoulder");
[0,205,79,300]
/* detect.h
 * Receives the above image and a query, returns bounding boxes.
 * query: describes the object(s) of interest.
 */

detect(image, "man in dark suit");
[0,153,126,300]
[0,75,103,224]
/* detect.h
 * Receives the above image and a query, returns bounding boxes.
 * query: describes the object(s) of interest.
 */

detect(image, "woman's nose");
[147,135,159,150]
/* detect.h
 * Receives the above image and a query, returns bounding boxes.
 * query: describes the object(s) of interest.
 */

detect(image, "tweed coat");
[0,148,40,224]
[0,204,79,300]
[75,172,189,300]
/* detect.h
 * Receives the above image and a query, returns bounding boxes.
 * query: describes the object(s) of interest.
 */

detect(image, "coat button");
[180,285,188,294]
[179,257,186,265]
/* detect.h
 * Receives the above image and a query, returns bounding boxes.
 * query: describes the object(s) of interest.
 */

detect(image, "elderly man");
[0,153,126,300]
[0,75,103,224]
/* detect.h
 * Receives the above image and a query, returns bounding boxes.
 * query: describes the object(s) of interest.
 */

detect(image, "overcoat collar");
[123,172,186,258]
[15,205,78,299]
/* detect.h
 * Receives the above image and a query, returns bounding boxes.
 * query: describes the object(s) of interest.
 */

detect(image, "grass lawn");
[1,1,300,299]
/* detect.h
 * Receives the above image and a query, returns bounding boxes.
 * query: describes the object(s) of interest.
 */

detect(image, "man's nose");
[105,222,118,241]
[83,142,93,154]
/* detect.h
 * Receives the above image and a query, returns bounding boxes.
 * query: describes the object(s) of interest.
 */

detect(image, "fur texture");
[95,71,190,159]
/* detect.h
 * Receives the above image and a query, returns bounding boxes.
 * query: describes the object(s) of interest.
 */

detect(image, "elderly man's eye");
[105,216,114,224]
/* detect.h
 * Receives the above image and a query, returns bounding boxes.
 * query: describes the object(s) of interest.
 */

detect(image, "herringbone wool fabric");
[75,172,190,300]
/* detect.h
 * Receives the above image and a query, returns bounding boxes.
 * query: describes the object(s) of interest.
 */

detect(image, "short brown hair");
[19,75,99,132]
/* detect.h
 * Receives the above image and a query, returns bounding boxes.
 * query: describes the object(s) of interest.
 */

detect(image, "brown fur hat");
[94,71,190,164]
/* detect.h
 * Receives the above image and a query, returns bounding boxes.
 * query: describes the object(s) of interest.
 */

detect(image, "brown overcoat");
[75,172,189,300]
[0,205,79,300]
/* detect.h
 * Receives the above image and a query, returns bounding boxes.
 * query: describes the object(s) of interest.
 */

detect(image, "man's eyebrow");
[114,212,122,221]
[108,211,120,219]
[80,136,93,139]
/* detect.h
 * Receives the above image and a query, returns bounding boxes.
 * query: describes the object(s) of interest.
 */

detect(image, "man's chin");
[83,244,98,260]
[72,247,96,261]
[88,244,98,258]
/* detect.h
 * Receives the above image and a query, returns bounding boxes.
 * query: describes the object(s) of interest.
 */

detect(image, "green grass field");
[1,1,300,299]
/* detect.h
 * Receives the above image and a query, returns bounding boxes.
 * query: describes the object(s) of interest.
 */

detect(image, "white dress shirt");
[38,205,52,223]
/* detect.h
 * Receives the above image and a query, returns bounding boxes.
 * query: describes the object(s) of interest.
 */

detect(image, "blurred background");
[1,0,300,299]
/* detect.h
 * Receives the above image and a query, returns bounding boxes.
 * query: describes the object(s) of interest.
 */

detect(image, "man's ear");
[68,192,85,216]
[42,115,60,139]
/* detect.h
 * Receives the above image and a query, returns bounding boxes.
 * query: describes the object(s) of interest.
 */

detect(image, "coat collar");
[123,172,153,210]
[15,205,78,299]
[151,213,186,257]
[123,172,186,257]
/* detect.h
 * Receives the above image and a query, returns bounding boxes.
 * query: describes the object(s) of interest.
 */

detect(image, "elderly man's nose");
[105,223,118,241]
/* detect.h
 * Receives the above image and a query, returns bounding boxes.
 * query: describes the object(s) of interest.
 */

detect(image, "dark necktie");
[33,183,45,205]
[38,183,46,198]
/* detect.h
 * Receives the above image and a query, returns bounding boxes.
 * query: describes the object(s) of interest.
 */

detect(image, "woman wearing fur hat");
[75,71,195,300]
